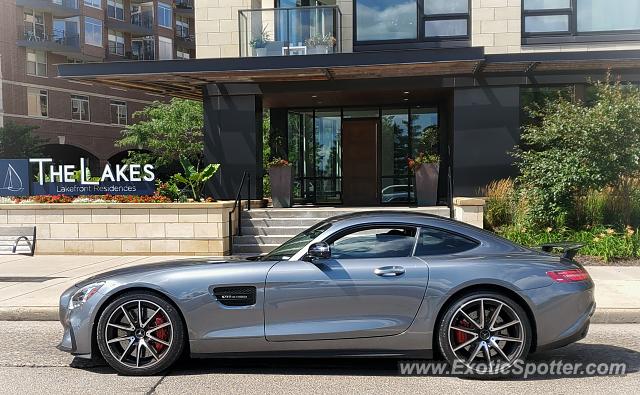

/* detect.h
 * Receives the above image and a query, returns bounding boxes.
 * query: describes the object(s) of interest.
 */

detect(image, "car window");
[415,227,479,256]
[328,226,417,259]
[260,222,332,261]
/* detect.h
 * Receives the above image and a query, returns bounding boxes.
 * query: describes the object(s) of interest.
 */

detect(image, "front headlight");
[68,282,104,310]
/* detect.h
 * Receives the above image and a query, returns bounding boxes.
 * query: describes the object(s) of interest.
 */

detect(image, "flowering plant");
[267,157,291,168]
[407,152,439,171]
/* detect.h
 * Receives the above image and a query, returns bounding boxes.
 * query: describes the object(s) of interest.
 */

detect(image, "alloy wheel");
[447,297,525,372]
[104,299,174,369]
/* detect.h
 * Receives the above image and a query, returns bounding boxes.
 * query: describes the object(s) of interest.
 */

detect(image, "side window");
[415,227,479,256]
[329,226,417,259]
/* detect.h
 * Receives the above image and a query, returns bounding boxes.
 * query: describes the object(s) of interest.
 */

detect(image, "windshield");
[259,221,333,261]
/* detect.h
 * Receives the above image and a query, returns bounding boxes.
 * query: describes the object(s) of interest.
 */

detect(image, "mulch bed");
[575,255,640,266]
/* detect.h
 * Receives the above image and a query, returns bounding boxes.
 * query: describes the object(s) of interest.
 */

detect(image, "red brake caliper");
[454,319,471,344]
[153,314,169,352]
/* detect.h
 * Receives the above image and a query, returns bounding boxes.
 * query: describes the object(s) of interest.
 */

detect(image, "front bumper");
[57,285,98,359]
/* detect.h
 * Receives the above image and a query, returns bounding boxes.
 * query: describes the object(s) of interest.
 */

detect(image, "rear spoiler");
[539,242,584,260]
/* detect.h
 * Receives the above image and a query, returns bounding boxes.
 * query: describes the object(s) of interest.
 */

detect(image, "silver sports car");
[58,212,595,376]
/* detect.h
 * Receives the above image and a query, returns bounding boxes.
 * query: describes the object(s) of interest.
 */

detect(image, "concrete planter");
[414,163,439,206]
[253,47,266,57]
[268,166,293,208]
[308,45,329,55]
[0,202,237,255]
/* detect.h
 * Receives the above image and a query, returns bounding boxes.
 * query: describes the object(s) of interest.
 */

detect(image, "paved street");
[0,322,637,394]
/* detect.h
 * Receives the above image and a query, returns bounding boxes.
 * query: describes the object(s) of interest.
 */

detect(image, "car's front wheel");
[438,291,532,375]
[96,291,185,375]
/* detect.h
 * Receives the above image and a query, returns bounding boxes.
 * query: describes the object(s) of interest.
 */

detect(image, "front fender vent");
[212,286,256,306]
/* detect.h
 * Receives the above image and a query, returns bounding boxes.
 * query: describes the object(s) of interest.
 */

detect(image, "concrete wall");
[0,202,236,255]
[471,0,640,54]
[196,0,640,59]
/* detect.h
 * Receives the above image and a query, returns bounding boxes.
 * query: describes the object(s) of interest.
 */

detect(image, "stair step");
[242,226,307,236]
[241,218,325,227]
[232,244,280,253]
[233,235,293,245]
[243,209,346,219]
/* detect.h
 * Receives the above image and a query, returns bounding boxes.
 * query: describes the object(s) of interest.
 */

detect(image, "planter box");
[0,202,237,256]
[415,163,439,206]
[268,166,293,208]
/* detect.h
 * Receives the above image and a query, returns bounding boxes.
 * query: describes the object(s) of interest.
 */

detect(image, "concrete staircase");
[232,206,451,255]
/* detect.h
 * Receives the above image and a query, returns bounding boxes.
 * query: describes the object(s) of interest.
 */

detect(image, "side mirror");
[307,242,331,260]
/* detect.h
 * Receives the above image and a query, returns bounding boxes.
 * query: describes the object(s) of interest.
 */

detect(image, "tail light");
[547,268,590,283]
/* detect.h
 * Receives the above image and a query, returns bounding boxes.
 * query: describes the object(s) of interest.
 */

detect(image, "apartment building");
[0,0,195,168]
[59,0,640,202]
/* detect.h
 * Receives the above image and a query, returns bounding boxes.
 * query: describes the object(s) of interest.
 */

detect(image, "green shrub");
[482,178,516,230]
[514,78,640,228]
[497,225,640,262]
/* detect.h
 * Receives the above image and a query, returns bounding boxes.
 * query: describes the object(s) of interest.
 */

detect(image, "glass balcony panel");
[239,5,341,57]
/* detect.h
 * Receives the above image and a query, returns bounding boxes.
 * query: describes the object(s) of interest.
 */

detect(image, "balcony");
[107,12,153,36]
[239,5,341,57]
[16,0,80,18]
[175,0,193,15]
[176,33,195,49]
[17,27,80,55]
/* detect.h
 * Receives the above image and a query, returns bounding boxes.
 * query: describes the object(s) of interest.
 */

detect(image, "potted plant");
[250,26,270,57]
[268,157,293,208]
[408,152,439,206]
[305,34,336,55]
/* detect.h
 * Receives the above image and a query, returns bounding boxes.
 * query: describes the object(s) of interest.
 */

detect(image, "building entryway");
[342,118,378,206]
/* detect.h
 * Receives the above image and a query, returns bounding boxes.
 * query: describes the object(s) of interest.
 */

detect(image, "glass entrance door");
[287,106,439,205]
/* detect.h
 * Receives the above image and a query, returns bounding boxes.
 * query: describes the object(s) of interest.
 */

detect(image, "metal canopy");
[57,49,640,101]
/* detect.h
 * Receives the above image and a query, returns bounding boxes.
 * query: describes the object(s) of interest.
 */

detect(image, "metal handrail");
[228,171,251,255]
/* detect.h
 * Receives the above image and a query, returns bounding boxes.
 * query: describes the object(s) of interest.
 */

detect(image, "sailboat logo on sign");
[0,160,29,196]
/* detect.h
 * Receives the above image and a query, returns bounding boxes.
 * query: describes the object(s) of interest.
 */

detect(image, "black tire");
[437,291,532,377]
[96,291,185,376]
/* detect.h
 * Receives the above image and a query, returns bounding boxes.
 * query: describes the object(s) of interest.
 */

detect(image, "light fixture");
[403,98,409,101]
[311,95,318,98]
[403,91,410,95]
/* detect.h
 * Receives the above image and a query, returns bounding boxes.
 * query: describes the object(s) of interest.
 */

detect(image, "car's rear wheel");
[438,291,531,376]
[96,291,185,376]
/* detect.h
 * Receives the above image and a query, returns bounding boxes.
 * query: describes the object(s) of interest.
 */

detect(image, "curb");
[0,306,639,324]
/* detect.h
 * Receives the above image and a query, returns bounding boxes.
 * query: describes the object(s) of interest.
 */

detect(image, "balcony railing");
[16,0,80,17]
[175,0,192,9]
[20,27,80,48]
[130,12,153,30]
[239,5,341,57]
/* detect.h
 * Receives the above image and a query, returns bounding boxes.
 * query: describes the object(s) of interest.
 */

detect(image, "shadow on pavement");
[71,342,639,380]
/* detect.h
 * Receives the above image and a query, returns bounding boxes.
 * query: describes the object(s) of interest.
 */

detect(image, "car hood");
[76,257,256,287]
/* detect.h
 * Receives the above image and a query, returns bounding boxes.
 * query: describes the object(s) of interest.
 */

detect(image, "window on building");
[108,29,125,55]
[176,48,190,59]
[158,36,173,60]
[107,0,124,20]
[157,2,172,28]
[24,9,45,40]
[84,0,101,8]
[84,17,102,46]
[71,95,90,121]
[355,0,417,41]
[110,100,127,125]
[176,15,189,38]
[26,49,47,77]
[424,0,469,39]
[523,0,640,36]
[27,88,48,117]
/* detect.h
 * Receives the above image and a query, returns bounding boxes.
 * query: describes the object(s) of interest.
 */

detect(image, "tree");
[514,77,640,227]
[116,98,204,168]
[0,121,44,158]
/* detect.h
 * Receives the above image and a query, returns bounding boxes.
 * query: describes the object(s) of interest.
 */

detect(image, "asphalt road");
[0,322,637,394]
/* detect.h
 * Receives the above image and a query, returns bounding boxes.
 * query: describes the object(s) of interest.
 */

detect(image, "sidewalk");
[0,255,638,323]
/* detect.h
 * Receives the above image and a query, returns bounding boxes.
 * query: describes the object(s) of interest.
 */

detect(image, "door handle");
[374,266,405,277]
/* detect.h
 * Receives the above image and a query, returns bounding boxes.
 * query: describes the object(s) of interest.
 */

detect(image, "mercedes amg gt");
[58,212,595,375]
